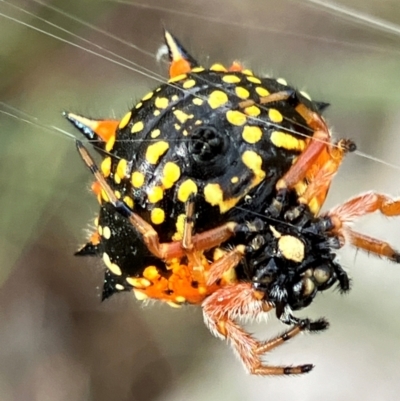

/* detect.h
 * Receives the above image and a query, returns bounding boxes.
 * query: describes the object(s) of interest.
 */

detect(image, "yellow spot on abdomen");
[204,183,224,206]
[100,157,111,177]
[141,91,154,101]
[270,131,306,151]
[244,105,260,117]
[210,63,227,72]
[123,196,134,209]
[118,111,131,129]
[168,73,187,83]
[147,186,164,203]
[242,126,263,144]
[151,129,161,138]
[246,76,261,84]
[172,214,186,241]
[242,150,266,181]
[192,97,203,106]
[155,97,169,109]
[151,208,165,225]
[208,90,229,109]
[256,87,270,97]
[131,121,144,134]
[145,141,169,164]
[177,179,198,202]
[174,110,193,124]
[162,162,181,189]
[116,158,128,179]
[105,135,115,152]
[131,171,145,188]
[226,110,247,126]
[235,87,250,99]
[268,108,283,123]
[183,79,196,89]
[222,75,241,84]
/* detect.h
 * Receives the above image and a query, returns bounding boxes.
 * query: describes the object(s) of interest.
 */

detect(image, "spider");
[67,30,400,375]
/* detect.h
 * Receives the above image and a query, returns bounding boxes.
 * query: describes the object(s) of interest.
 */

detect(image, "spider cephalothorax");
[68,30,400,376]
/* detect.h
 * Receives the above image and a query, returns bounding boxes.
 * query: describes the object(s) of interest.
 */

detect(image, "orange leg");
[326,192,400,261]
[202,283,326,375]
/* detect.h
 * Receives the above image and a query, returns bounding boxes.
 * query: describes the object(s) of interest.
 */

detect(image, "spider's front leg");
[202,283,328,376]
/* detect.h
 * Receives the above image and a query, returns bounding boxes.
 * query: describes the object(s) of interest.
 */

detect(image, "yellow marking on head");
[131,171,145,188]
[246,76,261,84]
[145,141,169,164]
[174,110,193,124]
[231,176,239,184]
[141,91,154,101]
[100,157,112,177]
[242,69,253,75]
[118,111,131,129]
[123,196,134,209]
[177,179,198,202]
[191,67,205,73]
[153,110,161,116]
[116,158,128,179]
[268,108,283,123]
[98,225,103,236]
[226,110,247,126]
[192,97,203,106]
[143,266,160,280]
[135,102,143,109]
[256,87,270,97]
[278,235,305,262]
[244,105,261,117]
[242,150,266,181]
[235,86,250,99]
[155,87,162,93]
[94,217,99,226]
[126,277,151,289]
[147,186,164,203]
[101,189,109,202]
[270,131,306,151]
[105,135,115,152]
[162,162,181,189]
[133,289,149,300]
[151,208,165,225]
[102,226,111,240]
[131,121,144,134]
[277,77,288,86]
[222,75,241,84]
[300,90,312,101]
[172,214,186,241]
[183,79,196,89]
[208,90,229,109]
[103,252,122,276]
[115,284,124,291]
[210,63,227,72]
[175,296,186,303]
[155,97,169,109]
[151,129,161,138]
[169,73,187,83]
[242,126,263,144]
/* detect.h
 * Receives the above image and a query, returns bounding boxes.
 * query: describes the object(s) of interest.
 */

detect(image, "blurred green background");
[1,0,400,400]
